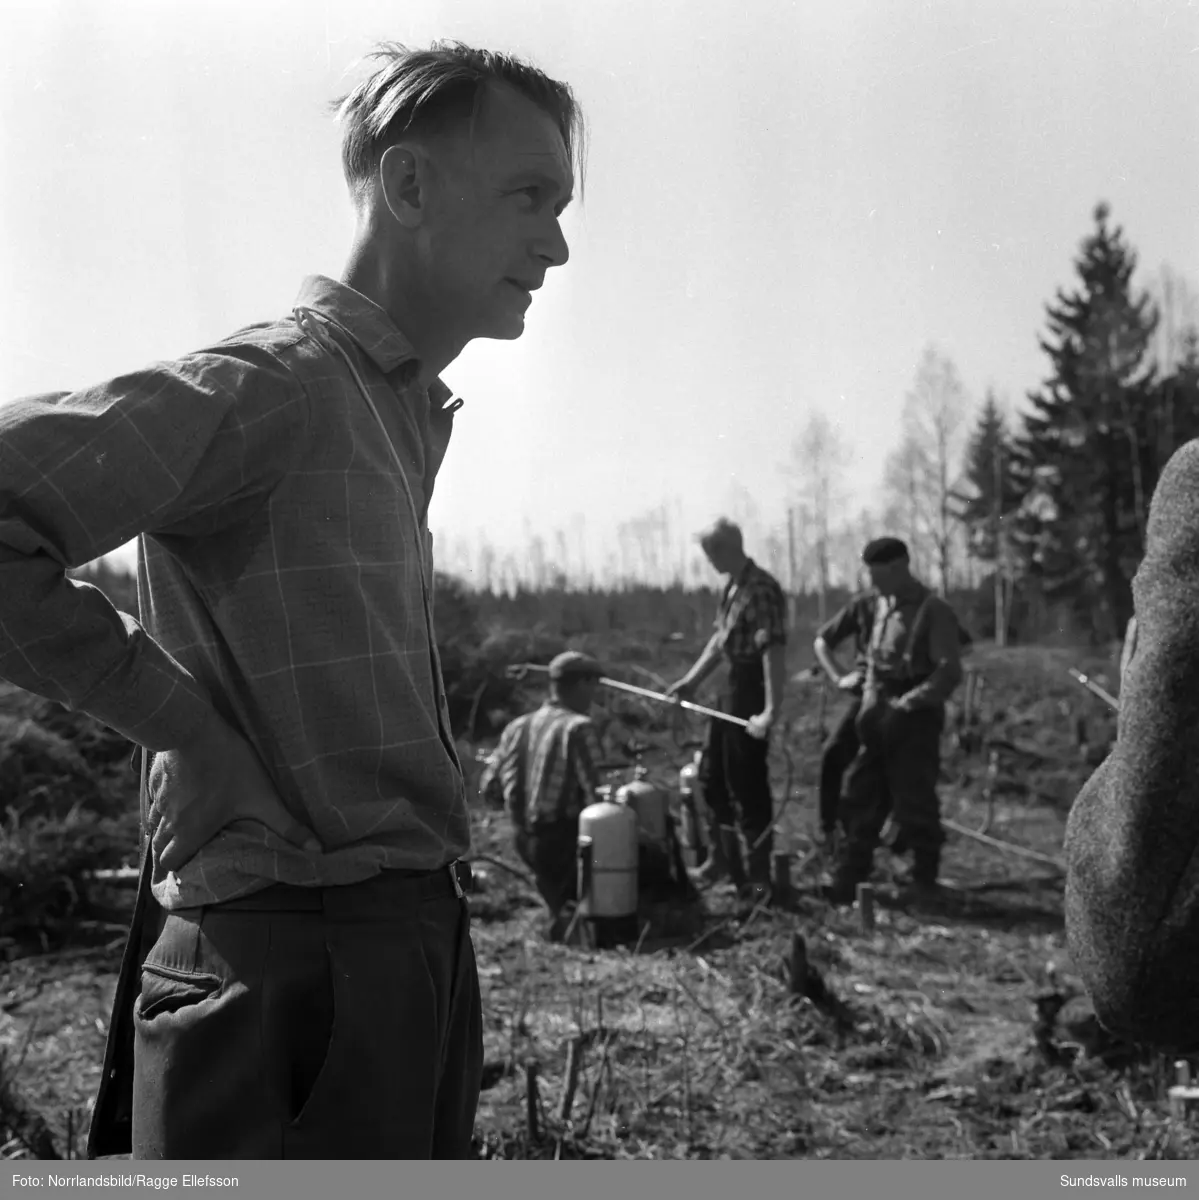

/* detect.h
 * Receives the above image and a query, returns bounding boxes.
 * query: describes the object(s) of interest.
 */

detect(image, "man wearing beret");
[667,518,788,897]
[480,651,606,940]
[824,537,965,905]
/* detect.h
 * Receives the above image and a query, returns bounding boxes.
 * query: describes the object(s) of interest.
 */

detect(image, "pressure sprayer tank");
[616,766,671,851]
[577,797,639,921]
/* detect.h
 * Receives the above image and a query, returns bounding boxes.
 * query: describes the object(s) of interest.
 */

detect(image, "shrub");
[0,804,137,945]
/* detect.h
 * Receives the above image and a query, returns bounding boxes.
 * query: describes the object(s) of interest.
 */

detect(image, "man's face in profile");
[421,83,573,343]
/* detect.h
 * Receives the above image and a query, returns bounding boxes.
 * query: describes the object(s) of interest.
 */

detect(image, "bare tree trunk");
[817,534,828,624]
[786,506,798,630]
[992,439,1006,646]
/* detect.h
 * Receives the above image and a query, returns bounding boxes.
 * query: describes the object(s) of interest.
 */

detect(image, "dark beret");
[862,537,909,565]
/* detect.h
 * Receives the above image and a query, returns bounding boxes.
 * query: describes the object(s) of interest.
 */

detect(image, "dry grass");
[4,638,1195,1160]
[466,837,1198,1160]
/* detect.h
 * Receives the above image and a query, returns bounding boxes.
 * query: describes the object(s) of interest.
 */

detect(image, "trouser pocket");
[132,909,270,1159]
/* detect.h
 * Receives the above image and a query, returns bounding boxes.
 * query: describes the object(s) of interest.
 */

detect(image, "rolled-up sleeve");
[0,347,307,750]
[753,579,788,651]
[816,603,859,651]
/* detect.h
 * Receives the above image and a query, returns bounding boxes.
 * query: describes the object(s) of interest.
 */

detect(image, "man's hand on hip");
[837,670,863,693]
[149,710,322,873]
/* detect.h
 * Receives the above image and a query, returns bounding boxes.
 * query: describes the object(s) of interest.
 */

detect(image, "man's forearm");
[813,637,846,684]
[763,644,787,716]
[0,551,215,750]
[903,660,963,709]
[683,635,725,686]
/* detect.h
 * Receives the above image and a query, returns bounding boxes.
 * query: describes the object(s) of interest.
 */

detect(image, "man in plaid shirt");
[668,519,788,896]
[479,651,605,939]
[0,42,581,1160]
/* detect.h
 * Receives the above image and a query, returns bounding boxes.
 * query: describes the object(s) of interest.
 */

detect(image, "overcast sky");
[3,0,1197,584]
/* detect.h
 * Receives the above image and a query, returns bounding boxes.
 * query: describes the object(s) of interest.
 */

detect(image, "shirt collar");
[884,578,926,606]
[293,275,455,409]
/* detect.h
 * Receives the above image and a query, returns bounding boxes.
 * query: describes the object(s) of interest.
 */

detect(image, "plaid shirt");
[0,275,469,909]
[480,701,603,831]
[714,558,788,665]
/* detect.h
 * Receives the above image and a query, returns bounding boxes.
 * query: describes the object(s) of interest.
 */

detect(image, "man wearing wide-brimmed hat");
[480,651,606,939]
[824,537,965,906]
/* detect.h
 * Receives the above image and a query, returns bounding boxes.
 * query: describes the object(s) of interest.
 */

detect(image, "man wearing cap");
[666,518,788,896]
[480,651,605,939]
[825,537,965,906]
[812,588,877,841]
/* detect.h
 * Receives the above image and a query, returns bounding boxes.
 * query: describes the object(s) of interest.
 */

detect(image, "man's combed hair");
[699,518,744,554]
[330,41,585,199]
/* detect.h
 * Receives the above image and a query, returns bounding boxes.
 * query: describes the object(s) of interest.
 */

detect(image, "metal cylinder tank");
[616,766,670,850]
[577,799,638,919]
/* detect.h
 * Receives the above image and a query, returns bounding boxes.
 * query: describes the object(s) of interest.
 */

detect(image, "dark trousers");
[838,696,946,882]
[130,868,482,1159]
[700,664,774,879]
[514,821,579,918]
[820,696,862,833]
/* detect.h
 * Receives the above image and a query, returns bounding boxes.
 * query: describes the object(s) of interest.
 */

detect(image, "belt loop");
[449,860,465,899]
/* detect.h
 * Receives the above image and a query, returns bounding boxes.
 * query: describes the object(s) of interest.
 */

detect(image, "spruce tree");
[1013,203,1158,640]
[960,392,1020,562]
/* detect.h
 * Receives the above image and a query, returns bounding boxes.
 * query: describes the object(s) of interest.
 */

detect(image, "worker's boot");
[897,845,942,907]
[691,824,748,891]
[689,821,731,886]
[721,827,749,891]
[885,821,911,857]
[744,827,774,902]
[822,838,873,906]
[912,844,939,887]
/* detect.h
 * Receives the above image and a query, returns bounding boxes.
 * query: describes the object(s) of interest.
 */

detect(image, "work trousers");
[700,662,774,881]
[838,693,946,883]
[130,867,483,1159]
[819,695,862,833]
[514,820,579,920]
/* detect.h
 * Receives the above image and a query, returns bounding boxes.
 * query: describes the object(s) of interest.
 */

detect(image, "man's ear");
[379,144,427,229]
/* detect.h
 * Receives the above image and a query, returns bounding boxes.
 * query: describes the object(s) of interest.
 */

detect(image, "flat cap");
[862,536,909,565]
[549,651,604,681]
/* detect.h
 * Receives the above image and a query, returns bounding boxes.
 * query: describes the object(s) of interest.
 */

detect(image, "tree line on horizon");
[429,202,1199,646]
[75,202,1199,648]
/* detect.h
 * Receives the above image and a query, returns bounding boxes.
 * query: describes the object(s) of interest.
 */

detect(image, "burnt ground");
[4,642,1198,1160]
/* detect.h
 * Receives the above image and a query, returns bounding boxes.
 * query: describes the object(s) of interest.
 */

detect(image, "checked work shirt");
[714,558,788,666]
[480,701,604,832]
[0,275,469,909]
